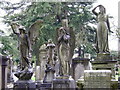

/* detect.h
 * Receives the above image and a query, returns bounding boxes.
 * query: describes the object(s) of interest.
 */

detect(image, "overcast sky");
[0,0,119,51]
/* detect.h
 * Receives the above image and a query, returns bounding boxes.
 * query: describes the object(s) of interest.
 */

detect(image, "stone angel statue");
[92,5,113,53]
[10,20,43,71]
[56,19,75,77]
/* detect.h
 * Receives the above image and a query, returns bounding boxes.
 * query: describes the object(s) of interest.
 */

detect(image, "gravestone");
[36,44,47,81]
[53,76,76,90]
[84,70,111,88]
[72,57,91,81]
[37,40,56,90]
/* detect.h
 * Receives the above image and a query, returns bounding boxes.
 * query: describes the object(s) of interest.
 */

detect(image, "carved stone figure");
[46,39,56,69]
[43,39,56,83]
[57,19,75,77]
[10,20,43,80]
[92,5,113,53]
[58,27,70,76]
[11,25,31,70]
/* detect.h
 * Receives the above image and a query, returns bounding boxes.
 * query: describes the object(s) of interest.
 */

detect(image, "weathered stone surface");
[84,70,111,88]
[96,53,112,61]
[35,66,41,81]
[40,83,52,90]
[43,68,55,83]
[72,58,91,81]
[92,60,117,79]
[76,77,84,89]
[36,44,47,81]
[0,55,9,89]
[53,76,76,89]
[14,80,36,90]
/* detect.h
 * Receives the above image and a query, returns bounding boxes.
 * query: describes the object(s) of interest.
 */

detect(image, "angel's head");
[62,19,68,28]
[59,27,66,34]
[98,5,106,14]
[19,26,26,34]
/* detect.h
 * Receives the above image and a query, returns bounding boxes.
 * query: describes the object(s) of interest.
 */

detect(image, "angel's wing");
[69,27,75,59]
[28,20,43,45]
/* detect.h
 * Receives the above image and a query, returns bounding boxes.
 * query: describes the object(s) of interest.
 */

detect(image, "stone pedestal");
[96,53,112,61]
[37,44,47,81]
[40,83,52,90]
[92,53,117,79]
[43,68,55,83]
[52,76,76,90]
[72,57,91,81]
[36,80,52,90]
[84,70,111,88]
[14,80,36,90]
[92,60,117,79]
[0,55,9,90]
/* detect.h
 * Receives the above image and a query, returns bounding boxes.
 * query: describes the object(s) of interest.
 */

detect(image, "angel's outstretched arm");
[92,5,99,16]
[10,23,19,35]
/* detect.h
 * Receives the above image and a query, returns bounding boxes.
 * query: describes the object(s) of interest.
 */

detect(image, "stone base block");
[91,60,117,79]
[96,53,112,61]
[53,76,76,90]
[39,83,52,90]
[84,70,111,88]
[14,80,36,90]
[43,69,55,83]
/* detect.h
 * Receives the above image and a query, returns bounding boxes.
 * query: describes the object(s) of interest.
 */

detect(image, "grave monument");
[43,39,56,83]
[91,4,117,78]
[53,19,76,89]
[77,5,117,89]
[11,20,43,89]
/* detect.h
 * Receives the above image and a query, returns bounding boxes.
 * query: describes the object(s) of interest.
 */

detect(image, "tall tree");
[1,1,96,60]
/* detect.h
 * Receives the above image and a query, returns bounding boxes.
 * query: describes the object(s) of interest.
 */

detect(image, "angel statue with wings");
[10,20,42,80]
[57,19,75,77]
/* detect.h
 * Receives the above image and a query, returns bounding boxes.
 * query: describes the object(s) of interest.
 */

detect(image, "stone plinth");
[35,81,52,90]
[52,76,76,90]
[0,55,9,89]
[14,80,36,90]
[72,57,91,81]
[92,53,117,79]
[92,60,117,79]
[43,68,55,83]
[96,53,112,61]
[40,83,52,90]
[84,70,111,88]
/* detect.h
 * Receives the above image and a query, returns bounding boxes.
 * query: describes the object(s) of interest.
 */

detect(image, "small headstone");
[43,68,55,83]
[53,76,76,90]
[35,66,41,81]
[72,57,91,81]
[84,70,111,88]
